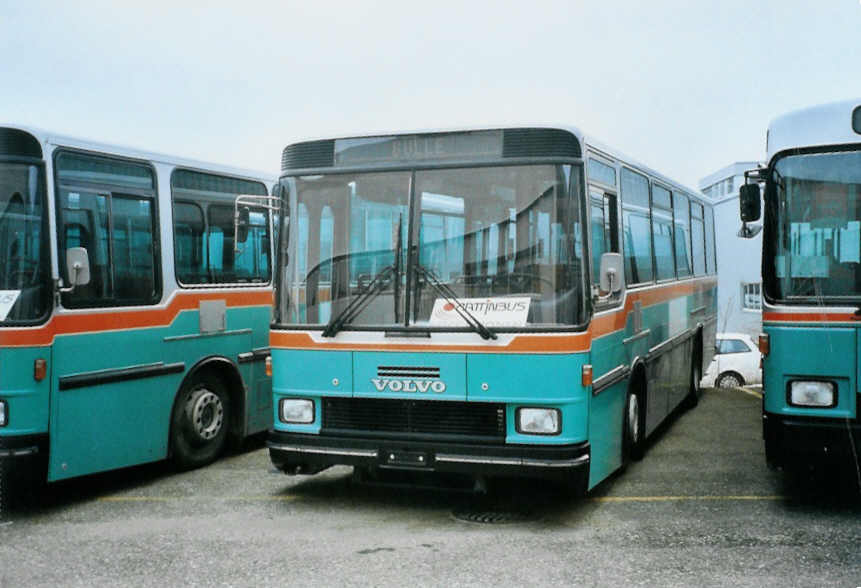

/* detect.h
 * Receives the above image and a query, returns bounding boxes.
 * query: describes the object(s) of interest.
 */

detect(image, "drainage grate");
[451,508,537,524]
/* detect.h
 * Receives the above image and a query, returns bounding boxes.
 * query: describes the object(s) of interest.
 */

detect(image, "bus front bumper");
[764,412,861,467]
[0,433,48,479]
[268,430,590,483]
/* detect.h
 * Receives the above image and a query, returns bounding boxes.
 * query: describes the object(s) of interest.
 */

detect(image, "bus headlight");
[517,407,561,435]
[788,381,836,408]
[0,400,7,427]
[279,398,315,424]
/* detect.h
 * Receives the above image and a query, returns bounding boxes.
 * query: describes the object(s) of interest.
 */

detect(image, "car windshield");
[0,161,50,324]
[276,164,586,329]
[766,149,861,303]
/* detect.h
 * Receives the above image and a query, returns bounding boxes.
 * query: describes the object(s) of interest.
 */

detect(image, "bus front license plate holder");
[383,450,429,467]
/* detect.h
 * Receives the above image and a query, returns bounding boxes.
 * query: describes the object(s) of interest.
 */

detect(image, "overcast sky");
[2,0,860,187]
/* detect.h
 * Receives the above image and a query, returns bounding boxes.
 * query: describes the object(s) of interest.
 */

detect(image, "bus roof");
[766,99,861,163]
[0,122,276,183]
[280,124,707,205]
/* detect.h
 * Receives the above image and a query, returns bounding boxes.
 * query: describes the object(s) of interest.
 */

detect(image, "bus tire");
[170,371,230,470]
[684,344,702,409]
[624,388,645,462]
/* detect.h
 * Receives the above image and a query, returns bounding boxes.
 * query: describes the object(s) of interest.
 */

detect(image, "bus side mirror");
[739,184,761,222]
[236,206,250,243]
[599,252,624,295]
[60,247,90,293]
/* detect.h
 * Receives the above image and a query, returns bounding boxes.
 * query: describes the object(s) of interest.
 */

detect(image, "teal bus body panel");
[45,305,267,482]
[467,353,588,444]
[272,349,591,446]
[587,379,626,489]
[763,326,857,419]
[0,346,52,436]
[50,327,170,480]
[273,349,352,399]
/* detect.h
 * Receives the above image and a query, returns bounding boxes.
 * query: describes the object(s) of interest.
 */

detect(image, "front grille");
[322,397,506,443]
[377,365,440,379]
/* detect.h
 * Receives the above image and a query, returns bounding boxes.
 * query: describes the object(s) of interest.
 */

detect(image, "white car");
[702,332,762,389]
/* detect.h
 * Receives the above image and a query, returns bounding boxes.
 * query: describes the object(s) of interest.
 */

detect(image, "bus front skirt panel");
[764,412,861,468]
[0,433,48,481]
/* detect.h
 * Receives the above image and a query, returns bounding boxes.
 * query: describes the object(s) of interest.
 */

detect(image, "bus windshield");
[0,161,50,324]
[277,164,586,329]
[766,149,861,302]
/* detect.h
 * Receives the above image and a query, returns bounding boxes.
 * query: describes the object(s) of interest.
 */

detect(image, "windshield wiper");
[412,263,497,340]
[321,265,396,338]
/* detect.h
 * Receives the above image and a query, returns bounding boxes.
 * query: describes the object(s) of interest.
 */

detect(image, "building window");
[741,282,761,310]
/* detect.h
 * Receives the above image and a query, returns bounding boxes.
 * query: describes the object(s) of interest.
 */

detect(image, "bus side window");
[691,201,706,276]
[673,192,692,277]
[55,151,159,307]
[621,168,653,285]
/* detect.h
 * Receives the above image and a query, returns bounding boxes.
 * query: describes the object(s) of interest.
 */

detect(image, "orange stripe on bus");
[763,311,861,323]
[271,277,716,354]
[2,289,272,347]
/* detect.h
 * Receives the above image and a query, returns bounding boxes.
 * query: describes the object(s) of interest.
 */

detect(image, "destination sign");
[334,130,503,166]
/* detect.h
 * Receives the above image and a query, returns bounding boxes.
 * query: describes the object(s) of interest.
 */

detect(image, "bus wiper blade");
[321,265,396,338]
[412,263,497,340]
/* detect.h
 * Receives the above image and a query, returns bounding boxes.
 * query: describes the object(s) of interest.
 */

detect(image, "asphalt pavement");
[1,387,859,587]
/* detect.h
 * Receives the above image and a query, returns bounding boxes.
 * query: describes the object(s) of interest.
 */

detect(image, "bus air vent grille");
[502,128,581,159]
[281,140,335,171]
[322,397,505,442]
[377,365,441,379]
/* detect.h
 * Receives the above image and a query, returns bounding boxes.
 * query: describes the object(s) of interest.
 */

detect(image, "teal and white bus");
[0,125,274,487]
[740,100,861,472]
[268,127,716,494]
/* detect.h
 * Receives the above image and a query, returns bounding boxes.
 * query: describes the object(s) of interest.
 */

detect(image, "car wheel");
[716,372,744,389]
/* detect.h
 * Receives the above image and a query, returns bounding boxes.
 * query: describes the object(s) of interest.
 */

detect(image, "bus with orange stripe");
[739,100,861,474]
[0,125,275,486]
[267,127,716,494]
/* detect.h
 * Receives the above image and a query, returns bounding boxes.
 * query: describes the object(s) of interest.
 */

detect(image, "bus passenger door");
[49,157,169,481]
[587,186,626,486]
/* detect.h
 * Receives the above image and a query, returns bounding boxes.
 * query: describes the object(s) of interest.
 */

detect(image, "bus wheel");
[170,372,230,470]
[684,350,702,409]
[624,390,645,461]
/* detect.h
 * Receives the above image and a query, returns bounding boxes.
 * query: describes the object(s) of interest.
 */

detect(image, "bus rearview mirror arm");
[594,252,624,304]
[232,194,283,253]
[58,247,91,294]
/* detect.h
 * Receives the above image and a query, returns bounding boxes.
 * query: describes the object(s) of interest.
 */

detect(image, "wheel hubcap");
[187,389,224,441]
[720,375,740,388]
[627,395,640,442]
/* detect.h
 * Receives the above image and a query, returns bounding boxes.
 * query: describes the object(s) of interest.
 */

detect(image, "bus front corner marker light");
[34,358,47,381]
[0,399,7,427]
[582,364,593,387]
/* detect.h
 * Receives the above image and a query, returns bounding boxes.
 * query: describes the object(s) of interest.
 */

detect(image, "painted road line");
[589,495,783,503]
[97,494,783,503]
[98,495,301,502]
[739,386,763,399]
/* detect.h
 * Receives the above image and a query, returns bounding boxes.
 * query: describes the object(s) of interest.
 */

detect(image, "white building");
[699,161,763,338]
